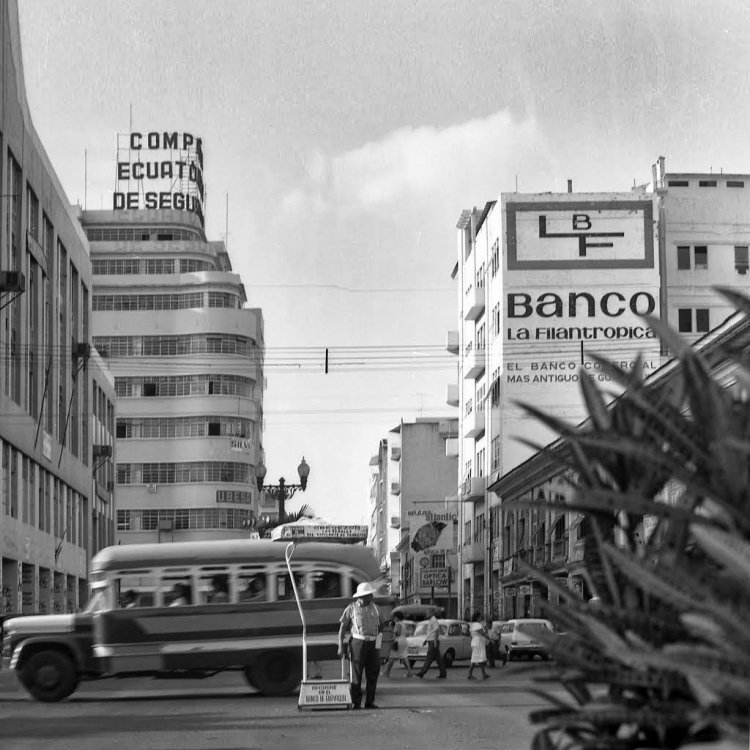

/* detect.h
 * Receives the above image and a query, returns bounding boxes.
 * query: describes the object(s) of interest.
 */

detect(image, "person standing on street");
[467,613,491,680]
[416,611,447,679]
[337,581,383,709]
[382,611,414,678]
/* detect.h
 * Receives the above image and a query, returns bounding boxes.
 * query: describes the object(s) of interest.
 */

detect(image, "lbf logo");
[505,200,654,271]
[538,213,624,257]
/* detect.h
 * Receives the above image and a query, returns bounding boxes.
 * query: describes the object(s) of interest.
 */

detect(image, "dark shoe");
[416,672,424,679]
[364,703,379,709]
[352,704,361,710]
[437,674,447,679]
[482,674,490,679]
[467,675,476,680]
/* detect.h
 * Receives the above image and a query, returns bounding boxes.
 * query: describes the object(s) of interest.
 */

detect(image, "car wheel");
[248,650,301,697]
[20,649,79,703]
[443,650,454,669]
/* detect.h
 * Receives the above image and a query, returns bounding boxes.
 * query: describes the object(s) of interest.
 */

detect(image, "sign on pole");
[420,568,449,588]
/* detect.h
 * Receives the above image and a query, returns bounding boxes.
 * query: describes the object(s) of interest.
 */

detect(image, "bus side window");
[118,574,158,608]
[276,571,305,601]
[311,571,342,598]
[197,571,230,604]
[238,574,267,602]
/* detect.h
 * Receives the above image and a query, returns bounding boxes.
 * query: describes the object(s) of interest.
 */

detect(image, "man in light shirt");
[338,581,383,709]
[416,611,447,679]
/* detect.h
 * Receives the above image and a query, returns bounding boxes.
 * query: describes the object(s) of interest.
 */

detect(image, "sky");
[16,0,750,524]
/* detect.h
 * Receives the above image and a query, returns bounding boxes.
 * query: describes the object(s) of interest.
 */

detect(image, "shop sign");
[420,568,449,588]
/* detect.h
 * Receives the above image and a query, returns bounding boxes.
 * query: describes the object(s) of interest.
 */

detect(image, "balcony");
[390,482,401,496]
[464,285,485,321]
[461,476,486,502]
[464,347,486,380]
[446,383,459,407]
[390,516,400,529]
[446,330,459,354]
[552,538,567,559]
[464,407,485,439]
[463,540,485,563]
[445,437,458,458]
[390,446,401,461]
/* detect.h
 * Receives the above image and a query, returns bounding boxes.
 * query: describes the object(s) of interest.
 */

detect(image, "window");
[667,180,689,187]
[677,245,708,270]
[727,180,745,188]
[735,246,748,275]
[698,180,717,187]
[490,239,500,278]
[678,308,709,333]
[696,308,709,332]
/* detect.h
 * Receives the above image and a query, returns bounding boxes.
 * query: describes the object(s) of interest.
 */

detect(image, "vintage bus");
[1,539,392,702]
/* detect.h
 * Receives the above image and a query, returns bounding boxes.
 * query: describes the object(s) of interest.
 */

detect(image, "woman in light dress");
[382,611,414,678]
[467,613,490,680]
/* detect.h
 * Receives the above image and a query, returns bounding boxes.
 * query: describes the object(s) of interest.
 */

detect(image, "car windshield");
[413,622,429,637]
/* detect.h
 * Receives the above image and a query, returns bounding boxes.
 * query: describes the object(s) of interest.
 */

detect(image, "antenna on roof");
[225,193,229,250]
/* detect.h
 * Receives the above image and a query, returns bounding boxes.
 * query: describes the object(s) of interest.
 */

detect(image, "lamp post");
[254,457,310,522]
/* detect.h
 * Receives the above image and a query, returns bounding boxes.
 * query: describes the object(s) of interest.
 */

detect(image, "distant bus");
[1,539,391,702]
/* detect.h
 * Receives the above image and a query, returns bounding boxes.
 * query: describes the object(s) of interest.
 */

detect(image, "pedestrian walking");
[337,581,383,709]
[467,613,490,680]
[485,620,497,667]
[382,611,414,678]
[416,611,446,679]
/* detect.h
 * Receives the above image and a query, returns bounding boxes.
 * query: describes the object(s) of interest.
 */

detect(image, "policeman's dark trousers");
[418,642,446,677]
[349,639,380,707]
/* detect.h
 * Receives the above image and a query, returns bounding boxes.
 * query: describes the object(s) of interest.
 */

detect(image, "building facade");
[369,418,459,615]
[81,199,266,544]
[449,158,750,618]
[0,0,113,615]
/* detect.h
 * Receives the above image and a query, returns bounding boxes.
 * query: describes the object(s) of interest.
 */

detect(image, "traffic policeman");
[337,581,382,709]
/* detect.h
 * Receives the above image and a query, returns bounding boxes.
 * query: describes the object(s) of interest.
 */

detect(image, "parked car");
[498,618,554,661]
[405,618,471,668]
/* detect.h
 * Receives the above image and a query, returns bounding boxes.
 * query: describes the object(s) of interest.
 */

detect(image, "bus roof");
[90,539,382,576]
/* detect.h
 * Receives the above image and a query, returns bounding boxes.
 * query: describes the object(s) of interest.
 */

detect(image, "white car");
[405,619,471,668]
[498,618,554,661]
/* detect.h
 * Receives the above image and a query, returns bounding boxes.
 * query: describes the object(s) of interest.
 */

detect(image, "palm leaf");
[691,524,750,582]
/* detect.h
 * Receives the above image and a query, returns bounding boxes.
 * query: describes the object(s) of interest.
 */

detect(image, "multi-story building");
[369,418,459,615]
[1,0,113,615]
[81,196,266,543]
[449,158,750,618]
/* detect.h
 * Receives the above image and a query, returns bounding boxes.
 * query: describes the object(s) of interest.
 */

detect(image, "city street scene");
[1,1,749,749]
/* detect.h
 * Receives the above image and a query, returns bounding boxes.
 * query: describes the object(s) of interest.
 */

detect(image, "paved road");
[0,661,560,750]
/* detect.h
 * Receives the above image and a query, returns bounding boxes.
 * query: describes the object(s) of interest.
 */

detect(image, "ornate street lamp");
[254,457,310,522]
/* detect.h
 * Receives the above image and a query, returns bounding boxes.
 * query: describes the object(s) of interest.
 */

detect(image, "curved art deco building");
[80,208,265,543]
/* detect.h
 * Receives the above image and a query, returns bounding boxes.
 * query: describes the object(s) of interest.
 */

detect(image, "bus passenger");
[240,577,266,601]
[169,583,191,606]
[209,575,229,603]
[120,590,138,608]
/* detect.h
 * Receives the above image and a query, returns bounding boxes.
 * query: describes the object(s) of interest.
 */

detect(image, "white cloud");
[283,110,548,216]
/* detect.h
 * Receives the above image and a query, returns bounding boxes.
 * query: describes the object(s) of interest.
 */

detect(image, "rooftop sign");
[113,131,205,227]
[272,524,368,542]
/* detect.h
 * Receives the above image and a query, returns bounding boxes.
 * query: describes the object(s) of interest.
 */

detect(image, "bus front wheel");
[249,651,301,697]
[20,649,79,703]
